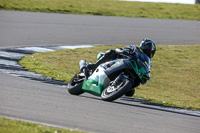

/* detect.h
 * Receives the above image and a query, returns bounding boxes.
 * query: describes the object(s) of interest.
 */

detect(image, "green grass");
[19,45,200,110]
[0,0,200,20]
[0,117,85,133]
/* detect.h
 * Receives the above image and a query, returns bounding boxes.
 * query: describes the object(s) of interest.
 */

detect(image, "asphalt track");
[0,10,200,133]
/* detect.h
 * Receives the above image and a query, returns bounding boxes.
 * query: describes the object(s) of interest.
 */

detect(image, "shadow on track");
[79,95,200,118]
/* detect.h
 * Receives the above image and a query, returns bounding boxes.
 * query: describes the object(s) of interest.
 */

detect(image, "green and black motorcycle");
[68,51,151,101]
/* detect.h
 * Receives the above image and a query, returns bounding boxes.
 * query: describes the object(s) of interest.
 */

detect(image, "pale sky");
[121,0,195,4]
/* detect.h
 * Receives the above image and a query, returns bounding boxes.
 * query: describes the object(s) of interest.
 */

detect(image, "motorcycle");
[67,51,151,101]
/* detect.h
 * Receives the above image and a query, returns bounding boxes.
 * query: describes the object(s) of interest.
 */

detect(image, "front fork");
[112,72,134,88]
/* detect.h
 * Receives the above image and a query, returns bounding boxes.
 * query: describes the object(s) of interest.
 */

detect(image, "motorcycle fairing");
[129,53,151,84]
[82,64,111,96]
[104,59,133,80]
[82,54,151,96]
[82,59,131,96]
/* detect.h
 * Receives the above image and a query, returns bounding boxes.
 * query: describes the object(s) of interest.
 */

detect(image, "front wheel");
[68,72,84,95]
[101,78,132,101]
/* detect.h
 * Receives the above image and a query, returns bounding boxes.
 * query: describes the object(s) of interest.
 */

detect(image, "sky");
[121,0,195,4]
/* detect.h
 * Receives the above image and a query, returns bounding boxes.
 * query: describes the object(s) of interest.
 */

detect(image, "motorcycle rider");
[87,38,156,96]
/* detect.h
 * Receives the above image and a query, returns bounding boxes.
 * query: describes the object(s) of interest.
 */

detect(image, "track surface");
[0,11,200,133]
[1,10,200,47]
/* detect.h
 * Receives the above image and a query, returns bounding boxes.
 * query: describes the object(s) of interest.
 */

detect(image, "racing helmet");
[139,38,156,58]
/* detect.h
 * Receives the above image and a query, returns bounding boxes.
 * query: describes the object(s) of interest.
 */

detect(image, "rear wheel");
[68,72,84,95]
[101,78,132,101]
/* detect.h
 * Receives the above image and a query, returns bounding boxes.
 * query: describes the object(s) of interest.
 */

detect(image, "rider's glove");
[115,46,136,55]
[123,46,136,55]
[115,48,124,54]
[123,49,130,55]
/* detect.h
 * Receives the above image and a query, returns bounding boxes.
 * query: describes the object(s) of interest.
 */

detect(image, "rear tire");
[68,72,84,95]
[101,78,132,101]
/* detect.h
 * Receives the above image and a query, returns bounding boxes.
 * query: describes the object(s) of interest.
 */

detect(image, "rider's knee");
[105,50,117,59]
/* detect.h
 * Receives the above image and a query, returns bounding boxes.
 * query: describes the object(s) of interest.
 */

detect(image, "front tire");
[68,72,84,95]
[101,78,132,101]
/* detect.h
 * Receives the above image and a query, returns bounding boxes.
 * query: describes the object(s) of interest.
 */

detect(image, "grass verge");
[0,0,200,20]
[19,45,200,110]
[0,117,85,133]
